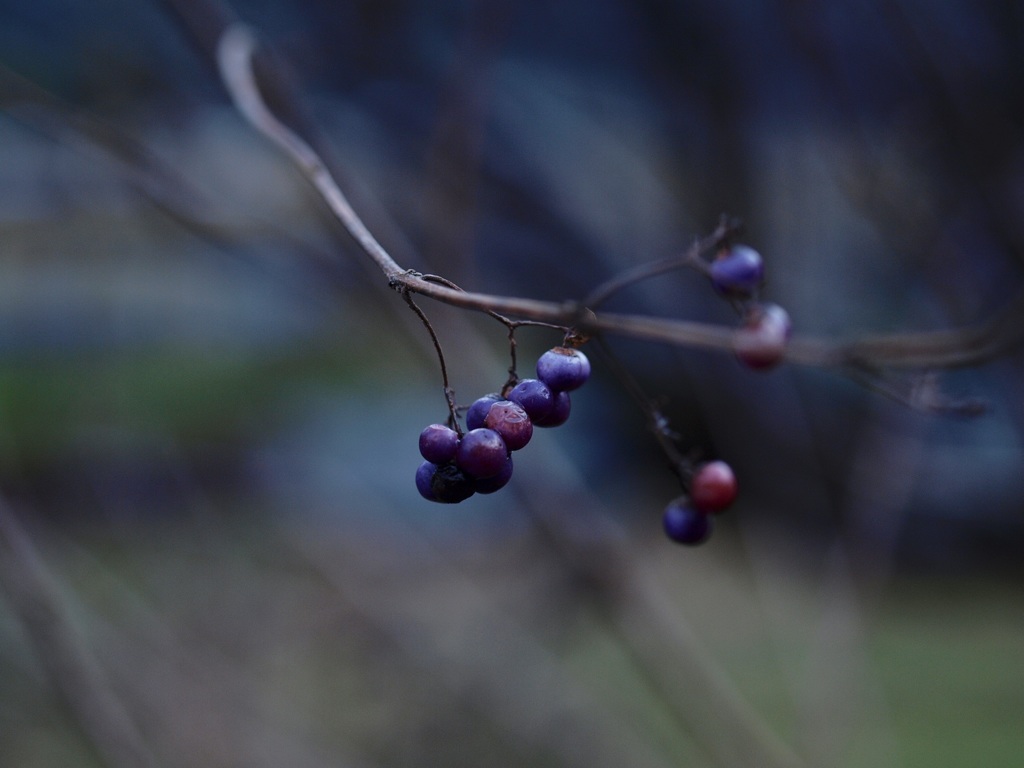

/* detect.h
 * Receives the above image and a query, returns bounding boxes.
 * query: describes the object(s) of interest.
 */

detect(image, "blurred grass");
[0,340,384,466]
[2,508,1022,768]
[870,578,1024,768]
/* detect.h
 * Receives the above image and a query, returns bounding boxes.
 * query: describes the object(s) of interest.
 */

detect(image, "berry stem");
[401,289,462,435]
[582,215,739,310]
[593,337,693,485]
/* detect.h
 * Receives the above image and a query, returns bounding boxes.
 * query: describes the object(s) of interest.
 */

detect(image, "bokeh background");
[1,1,1023,767]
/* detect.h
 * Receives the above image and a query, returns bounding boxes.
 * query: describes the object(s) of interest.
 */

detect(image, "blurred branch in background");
[0,498,158,768]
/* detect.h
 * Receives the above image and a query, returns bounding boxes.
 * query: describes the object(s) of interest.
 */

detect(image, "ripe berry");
[415,461,438,501]
[690,460,737,513]
[533,390,571,427]
[473,456,514,494]
[418,424,460,464]
[455,428,509,478]
[537,347,591,392]
[734,303,791,370]
[507,378,554,421]
[483,400,533,451]
[466,393,502,431]
[709,244,764,294]
[662,500,713,545]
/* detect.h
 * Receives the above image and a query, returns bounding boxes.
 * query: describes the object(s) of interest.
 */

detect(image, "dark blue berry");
[507,378,554,421]
[709,245,764,294]
[662,500,712,545]
[416,461,474,503]
[473,456,513,494]
[419,424,460,464]
[536,347,591,392]
[430,463,476,503]
[456,428,509,478]
[466,393,502,431]
[483,400,533,451]
[533,390,571,427]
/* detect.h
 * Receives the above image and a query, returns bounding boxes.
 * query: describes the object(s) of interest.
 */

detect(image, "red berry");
[483,400,533,451]
[734,303,791,369]
[690,460,737,513]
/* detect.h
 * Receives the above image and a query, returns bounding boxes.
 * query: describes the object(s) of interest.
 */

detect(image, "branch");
[212,24,1023,374]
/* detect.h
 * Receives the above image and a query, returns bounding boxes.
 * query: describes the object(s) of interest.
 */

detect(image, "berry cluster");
[415,346,590,503]
[662,460,737,545]
[709,244,792,370]
[657,242,782,545]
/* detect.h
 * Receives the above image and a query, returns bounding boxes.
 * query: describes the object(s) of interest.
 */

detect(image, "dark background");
[1,2,1023,767]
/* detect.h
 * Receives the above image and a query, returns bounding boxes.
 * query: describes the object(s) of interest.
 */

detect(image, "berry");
[734,303,791,370]
[466,393,502,431]
[533,390,571,428]
[537,347,591,392]
[415,461,438,501]
[507,378,554,421]
[690,460,737,513]
[455,428,509,478]
[418,424,460,464]
[430,463,476,503]
[709,244,764,294]
[416,461,475,503]
[483,400,533,451]
[473,456,514,494]
[662,500,713,545]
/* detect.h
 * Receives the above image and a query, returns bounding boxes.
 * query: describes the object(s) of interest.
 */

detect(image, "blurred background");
[1,1,1023,766]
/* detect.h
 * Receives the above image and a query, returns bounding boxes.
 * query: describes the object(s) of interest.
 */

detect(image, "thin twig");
[584,217,736,309]
[400,290,462,433]
[594,338,692,485]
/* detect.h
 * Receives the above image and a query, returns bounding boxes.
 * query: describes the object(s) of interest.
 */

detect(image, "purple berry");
[455,428,509,478]
[536,347,591,392]
[533,390,571,428]
[662,500,713,545]
[415,461,438,501]
[483,400,533,451]
[419,424,460,464]
[709,244,764,294]
[416,461,474,503]
[507,378,554,421]
[473,456,513,494]
[734,303,791,370]
[466,393,502,431]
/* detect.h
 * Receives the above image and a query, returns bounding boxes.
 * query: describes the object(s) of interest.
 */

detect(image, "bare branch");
[211,22,1023,376]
